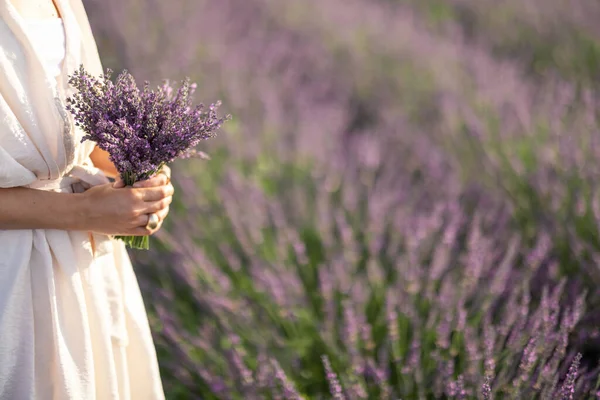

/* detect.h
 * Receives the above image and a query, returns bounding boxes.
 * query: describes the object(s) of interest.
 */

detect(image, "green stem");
[114,234,150,250]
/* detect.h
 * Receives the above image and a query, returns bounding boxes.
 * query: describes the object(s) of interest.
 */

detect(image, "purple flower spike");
[66,65,231,249]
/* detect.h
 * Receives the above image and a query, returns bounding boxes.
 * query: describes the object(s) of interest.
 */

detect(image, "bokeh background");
[82,0,600,398]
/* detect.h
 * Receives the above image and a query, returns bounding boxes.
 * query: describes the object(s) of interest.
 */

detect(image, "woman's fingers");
[132,166,172,188]
[127,203,170,236]
[133,174,168,188]
[136,184,174,201]
[128,212,167,236]
[160,165,171,180]
[132,213,150,228]
[129,227,159,236]
[141,196,173,214]
[113,178,125,188]
[155,205,170,221]
[127,226,155,236]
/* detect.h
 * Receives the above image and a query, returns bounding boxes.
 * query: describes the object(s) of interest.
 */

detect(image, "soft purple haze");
[82,0,600,397]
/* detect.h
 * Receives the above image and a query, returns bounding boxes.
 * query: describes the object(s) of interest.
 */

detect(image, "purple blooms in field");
[66,65,230,185]
[141,161,598,398]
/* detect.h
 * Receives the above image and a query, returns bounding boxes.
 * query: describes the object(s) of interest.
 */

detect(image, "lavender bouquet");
[66,65,230,250]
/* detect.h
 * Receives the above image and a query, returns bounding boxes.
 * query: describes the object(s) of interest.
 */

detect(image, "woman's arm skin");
[0,142,173,235]
[0,145,173,233]
[0,138,174,234]
[89,146,119,179]
[0,182,173,235]
[0,188,90,231]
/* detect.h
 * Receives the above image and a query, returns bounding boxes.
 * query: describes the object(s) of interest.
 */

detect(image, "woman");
[0,0,168,398]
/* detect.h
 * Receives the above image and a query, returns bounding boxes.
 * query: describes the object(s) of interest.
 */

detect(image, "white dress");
[0,1,165,399]
[25,18,67,78]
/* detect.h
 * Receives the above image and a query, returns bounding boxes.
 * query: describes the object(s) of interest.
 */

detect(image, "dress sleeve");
[0,94,38,188]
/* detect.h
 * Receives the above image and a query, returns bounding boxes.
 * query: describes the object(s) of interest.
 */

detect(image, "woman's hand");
[81,166,174,236]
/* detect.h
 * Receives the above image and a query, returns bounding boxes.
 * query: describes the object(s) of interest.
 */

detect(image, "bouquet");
[66,65,230,250]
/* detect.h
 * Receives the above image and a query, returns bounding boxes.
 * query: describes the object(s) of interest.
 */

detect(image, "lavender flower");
[66,65,230,249]
[561,353,583,400]
[322,355,345,400]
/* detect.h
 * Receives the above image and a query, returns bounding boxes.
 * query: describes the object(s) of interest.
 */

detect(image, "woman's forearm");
[90,146,119,178]
[0,187,88,230]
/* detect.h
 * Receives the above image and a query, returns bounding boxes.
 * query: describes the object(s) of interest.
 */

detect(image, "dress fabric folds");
[0,0,165,398]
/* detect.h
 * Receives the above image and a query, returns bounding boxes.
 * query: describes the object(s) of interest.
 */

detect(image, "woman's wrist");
[66,192,91,231]
[31,190,91,231]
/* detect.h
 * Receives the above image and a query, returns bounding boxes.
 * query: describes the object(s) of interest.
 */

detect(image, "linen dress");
[0,0,165,398]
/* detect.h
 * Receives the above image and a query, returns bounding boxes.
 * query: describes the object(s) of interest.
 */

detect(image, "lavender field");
[83,0,600,398]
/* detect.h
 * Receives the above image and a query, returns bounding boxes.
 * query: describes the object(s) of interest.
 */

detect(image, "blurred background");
[83,0,600,398]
